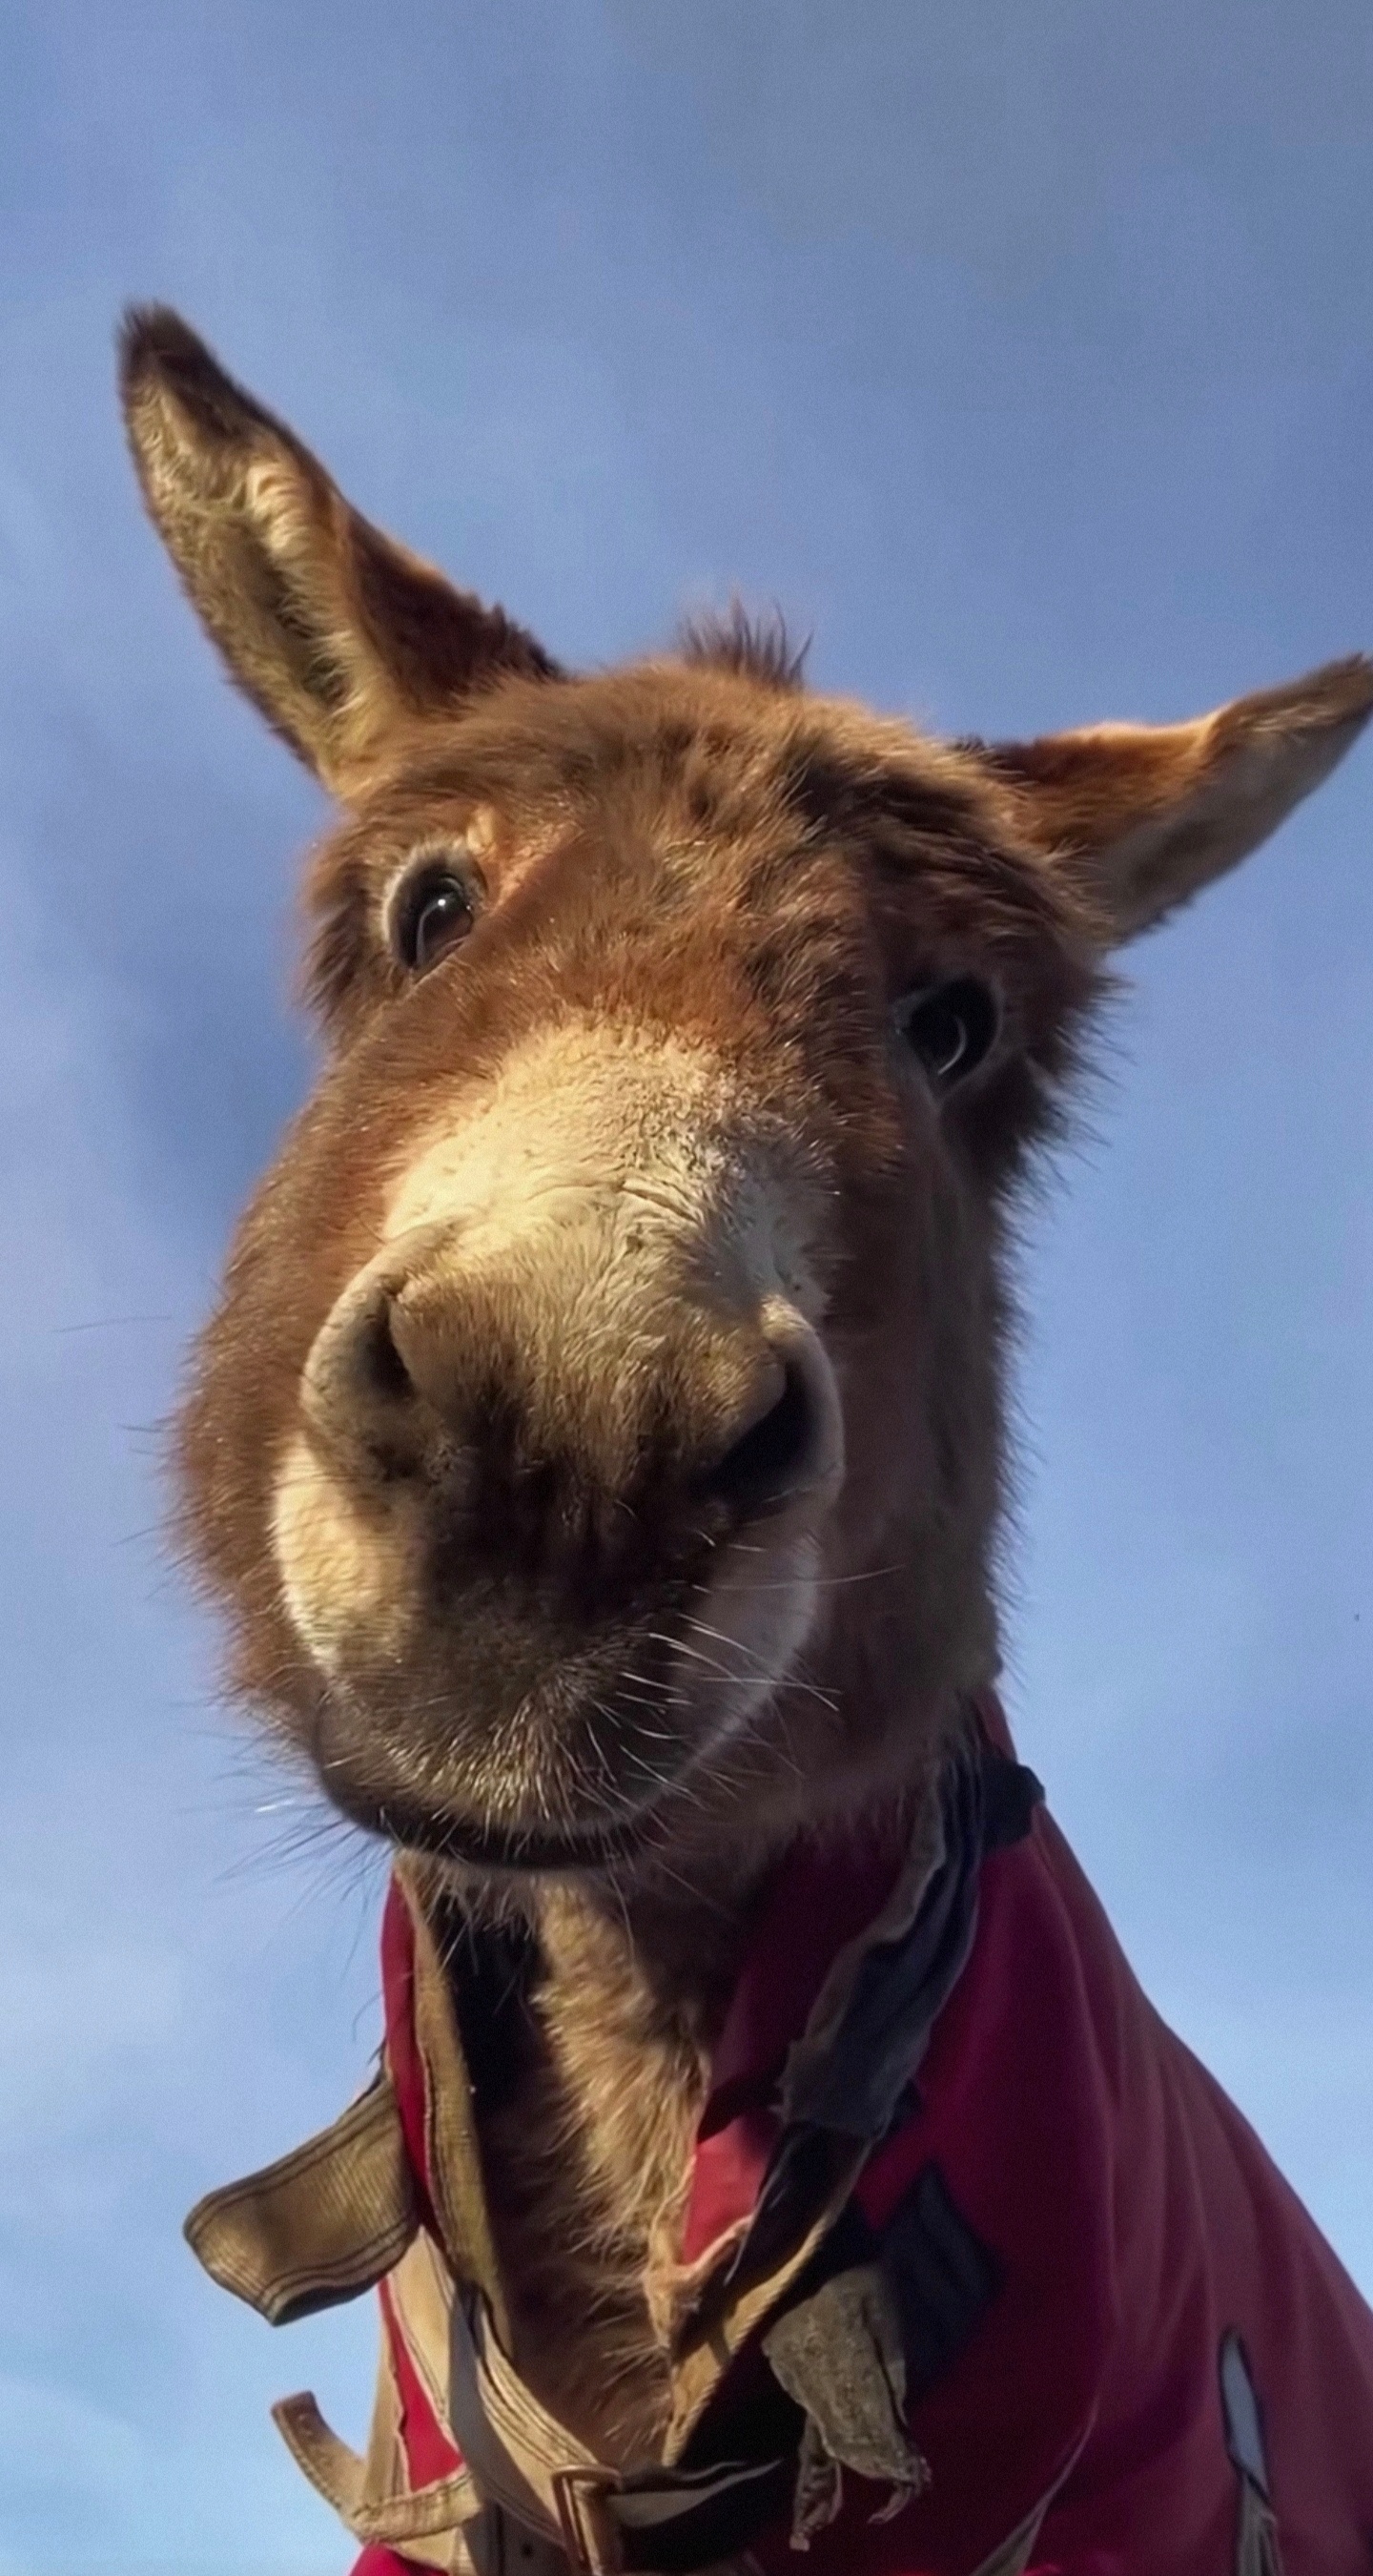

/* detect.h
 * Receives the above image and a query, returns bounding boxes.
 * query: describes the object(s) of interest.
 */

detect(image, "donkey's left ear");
[982,657,1373,945]
[119,305,558,797]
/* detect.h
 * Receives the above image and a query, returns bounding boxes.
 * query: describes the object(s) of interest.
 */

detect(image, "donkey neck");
[444,1720,948,2463]
[449,1873,743,2462]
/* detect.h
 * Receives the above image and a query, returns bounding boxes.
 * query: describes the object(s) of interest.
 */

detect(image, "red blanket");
[356,1704,1373,2572]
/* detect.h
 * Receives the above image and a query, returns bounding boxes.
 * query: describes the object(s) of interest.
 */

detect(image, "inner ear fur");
[119,305,558,796]
[982,656,1373,944]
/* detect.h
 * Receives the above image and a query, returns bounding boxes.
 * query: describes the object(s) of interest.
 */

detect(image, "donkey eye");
[895,978,999,1086]
[392,865,478,975]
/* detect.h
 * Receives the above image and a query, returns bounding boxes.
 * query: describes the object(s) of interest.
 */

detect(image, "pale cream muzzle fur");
[272,1018,846,1848]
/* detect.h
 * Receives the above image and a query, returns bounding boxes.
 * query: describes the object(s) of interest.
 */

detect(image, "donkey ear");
[119,306,557,796]
[982,658,1373,945]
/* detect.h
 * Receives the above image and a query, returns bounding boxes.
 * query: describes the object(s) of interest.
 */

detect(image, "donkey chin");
[269,1274,847,1881]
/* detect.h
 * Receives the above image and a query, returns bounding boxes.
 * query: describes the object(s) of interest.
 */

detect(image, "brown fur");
[120,308,1373,2470]
[477,1891,723,2460]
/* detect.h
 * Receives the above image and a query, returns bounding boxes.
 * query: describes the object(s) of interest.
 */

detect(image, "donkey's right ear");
[119,306,558,796]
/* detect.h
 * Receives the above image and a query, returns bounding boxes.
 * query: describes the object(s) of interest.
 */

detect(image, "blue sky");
[2,5,1371,2569]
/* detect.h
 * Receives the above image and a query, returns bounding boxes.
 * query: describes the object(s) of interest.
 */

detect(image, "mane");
[675,602,809,690]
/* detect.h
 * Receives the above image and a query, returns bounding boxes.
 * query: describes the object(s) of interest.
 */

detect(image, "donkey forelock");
[123,305,1373,1898]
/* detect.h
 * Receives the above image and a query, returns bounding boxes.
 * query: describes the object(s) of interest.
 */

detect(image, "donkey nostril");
[706,1361,815,1520]
[362,1300,414,1405]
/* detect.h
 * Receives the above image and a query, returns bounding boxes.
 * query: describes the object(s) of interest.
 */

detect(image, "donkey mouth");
[329,1776,661,1876]
[297,1486,833,1878]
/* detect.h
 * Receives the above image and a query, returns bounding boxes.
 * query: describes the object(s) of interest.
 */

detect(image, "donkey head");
[123,307,1371,1889]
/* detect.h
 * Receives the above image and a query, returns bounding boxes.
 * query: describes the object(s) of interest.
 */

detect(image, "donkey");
[122,307,1373,2576]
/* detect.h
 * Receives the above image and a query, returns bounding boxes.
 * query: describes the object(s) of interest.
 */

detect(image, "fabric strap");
[448,2289,792,2576]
